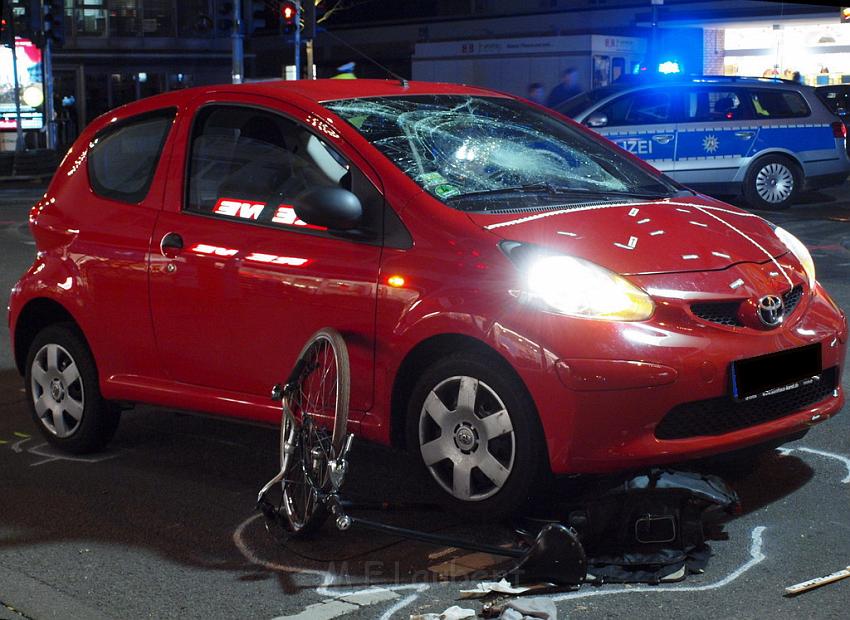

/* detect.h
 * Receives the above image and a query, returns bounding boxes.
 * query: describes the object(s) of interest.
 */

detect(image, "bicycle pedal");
[270,384,283,401]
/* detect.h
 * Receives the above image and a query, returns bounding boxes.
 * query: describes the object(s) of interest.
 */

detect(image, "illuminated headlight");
[525,255,654,321]
[774,227,815,286]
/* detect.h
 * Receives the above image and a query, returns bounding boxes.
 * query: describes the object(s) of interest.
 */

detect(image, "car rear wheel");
[25,324,120,454]
[743,155,801,210]
[406,352,546,519]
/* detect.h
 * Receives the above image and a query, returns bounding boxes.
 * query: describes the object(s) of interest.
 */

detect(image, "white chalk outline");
[234,444,850,617]
[550,526,766,602]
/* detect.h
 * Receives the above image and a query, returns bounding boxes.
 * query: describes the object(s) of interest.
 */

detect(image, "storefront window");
[723,23,850,86]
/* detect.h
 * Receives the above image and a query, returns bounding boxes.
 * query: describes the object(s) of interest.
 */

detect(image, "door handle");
[159,232,184,259]
[652,134,674,144]
[734,131,754,139]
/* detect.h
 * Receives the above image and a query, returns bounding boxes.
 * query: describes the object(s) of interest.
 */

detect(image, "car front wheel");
[743,155,801,210]
[406,352,546,519]
[25,324,120,454]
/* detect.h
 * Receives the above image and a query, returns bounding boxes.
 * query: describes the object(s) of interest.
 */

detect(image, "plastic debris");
[411,605,476,620]
[459,578,530,599]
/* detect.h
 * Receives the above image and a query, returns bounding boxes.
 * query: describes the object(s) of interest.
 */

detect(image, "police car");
[557,76,850,210]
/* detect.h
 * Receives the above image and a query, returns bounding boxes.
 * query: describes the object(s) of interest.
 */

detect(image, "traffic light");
[280,1,297,34]
[248,0,276,35]
[43,0,64,47]
[1,2,14,49]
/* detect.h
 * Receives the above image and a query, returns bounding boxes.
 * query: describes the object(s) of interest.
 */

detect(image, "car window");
[185,105,351,231]
[596,90,673,126]
[88,109,175,204]
[748,89,810,119]
[686,89,750,122]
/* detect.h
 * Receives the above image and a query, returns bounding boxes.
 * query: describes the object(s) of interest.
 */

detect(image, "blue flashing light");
[658,61,681,75]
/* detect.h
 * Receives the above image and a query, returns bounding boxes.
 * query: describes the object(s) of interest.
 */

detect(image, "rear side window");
[748,90,810,119]
[597,90,673,126]
[88,109,175,203]
[686,89,750,122]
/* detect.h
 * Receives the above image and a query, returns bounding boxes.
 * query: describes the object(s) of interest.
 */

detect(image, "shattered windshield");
[324,95,674,211]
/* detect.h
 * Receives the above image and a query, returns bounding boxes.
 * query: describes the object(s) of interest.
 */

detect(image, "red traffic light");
[281,2,296,23]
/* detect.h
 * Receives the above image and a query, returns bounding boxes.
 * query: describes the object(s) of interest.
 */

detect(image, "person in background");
[526,82,546,105]
[546,68,582,108]
[332,62,357,79]
[792,71,803,84]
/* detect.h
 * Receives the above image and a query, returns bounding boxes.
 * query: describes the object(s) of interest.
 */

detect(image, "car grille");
[689,285,804,328]
[655,366,838,440]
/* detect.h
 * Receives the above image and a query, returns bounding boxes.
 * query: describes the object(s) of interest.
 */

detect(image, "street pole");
[293,1,301,80]
[44,37,56,150]
[10,37,24,151]
[304,0,315,79]
[650,0,663,72]
[232,0,243,83]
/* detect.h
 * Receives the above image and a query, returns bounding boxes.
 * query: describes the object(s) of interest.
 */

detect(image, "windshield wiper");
[447,183,673,202]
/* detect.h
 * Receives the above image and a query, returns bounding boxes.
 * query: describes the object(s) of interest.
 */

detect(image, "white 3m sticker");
[214,198,266,220]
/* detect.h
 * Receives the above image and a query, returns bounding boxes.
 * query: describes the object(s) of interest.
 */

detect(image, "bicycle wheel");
[280,328,350,535]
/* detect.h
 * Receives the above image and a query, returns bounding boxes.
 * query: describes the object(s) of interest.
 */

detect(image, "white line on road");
[550,526,767,602]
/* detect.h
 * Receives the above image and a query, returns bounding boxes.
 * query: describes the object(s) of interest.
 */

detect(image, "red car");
[8,80,847,518]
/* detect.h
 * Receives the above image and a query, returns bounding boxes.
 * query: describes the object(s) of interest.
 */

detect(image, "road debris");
[785,566,850,596]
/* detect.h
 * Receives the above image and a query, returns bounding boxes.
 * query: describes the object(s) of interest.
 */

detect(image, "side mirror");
[586,113,608,128]
[293,187,363,231]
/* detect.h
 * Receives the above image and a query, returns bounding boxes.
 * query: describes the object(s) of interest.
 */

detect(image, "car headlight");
[774,227,815,286]
[523,254,654,321]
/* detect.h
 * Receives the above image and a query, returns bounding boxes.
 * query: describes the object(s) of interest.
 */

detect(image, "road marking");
[793,447,850,483]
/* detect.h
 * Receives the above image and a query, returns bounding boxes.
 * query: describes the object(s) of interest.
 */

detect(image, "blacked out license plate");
[731,343,822,401]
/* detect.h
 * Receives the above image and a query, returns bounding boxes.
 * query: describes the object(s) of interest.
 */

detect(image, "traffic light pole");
[232,0,244,83]
[293,1,301,80]
[44,37,56,150]
[10,38,24,151]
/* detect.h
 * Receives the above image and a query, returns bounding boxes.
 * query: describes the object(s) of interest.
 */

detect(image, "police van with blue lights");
[557,76,850,209]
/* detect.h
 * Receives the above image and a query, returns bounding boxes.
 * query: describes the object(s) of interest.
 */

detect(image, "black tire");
[280,328,350,537]
[742,154,801,211]
[24,323,120,454]
[406,352,547,520]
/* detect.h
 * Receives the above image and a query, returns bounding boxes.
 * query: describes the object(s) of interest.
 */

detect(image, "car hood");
[467,197,788,275]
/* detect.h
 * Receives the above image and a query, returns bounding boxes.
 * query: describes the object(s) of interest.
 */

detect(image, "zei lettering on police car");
[616,138,653,155]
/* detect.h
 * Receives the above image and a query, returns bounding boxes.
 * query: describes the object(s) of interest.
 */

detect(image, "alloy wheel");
[418,375,515,502]
[30,343,85,438]
[755,162,795,204]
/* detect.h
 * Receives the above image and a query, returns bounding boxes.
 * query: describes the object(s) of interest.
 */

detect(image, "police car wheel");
[743,155,800,211]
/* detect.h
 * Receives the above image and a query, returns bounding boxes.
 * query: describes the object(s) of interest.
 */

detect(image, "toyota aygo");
[8,80,847,518]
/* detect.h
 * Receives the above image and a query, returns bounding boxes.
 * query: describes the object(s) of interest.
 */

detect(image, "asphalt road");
[1,184,850,619]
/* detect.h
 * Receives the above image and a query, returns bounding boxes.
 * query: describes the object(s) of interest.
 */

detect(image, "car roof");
[125,79,508,111]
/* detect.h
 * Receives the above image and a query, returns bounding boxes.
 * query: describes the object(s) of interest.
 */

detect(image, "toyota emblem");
[757,295,784,327]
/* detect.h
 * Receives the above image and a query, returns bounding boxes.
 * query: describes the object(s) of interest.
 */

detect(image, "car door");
[674,86,760,186]
[584,87,680,174]
[66,107,177,381]
[148,96,383,420]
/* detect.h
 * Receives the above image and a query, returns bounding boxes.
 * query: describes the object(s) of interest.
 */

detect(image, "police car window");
[88,108,175,204]
[599,91,672,126]
[185,105,351,231]
[748,90,810,119]
[686,89,749,122]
